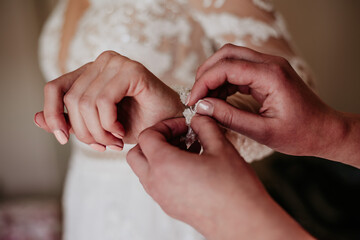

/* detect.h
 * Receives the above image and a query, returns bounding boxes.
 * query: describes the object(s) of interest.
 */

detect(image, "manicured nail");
[90,143,106,152]
[54,130,68,145]
[108,145,123,151]
[112,133,124,139]
[185,94,191,106]
[195,100,214,116]
[33,114,40,128]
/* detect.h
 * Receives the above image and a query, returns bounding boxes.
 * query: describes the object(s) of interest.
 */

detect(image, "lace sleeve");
[187,0,314,161]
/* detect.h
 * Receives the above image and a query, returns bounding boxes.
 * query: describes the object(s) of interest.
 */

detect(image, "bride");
[35,0,313,239]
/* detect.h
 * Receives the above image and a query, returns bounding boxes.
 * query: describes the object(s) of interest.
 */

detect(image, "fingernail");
[54,130,68,145]
[112,133,124,139]
[195,100,214,116]
[90,143,106,152]
[33,114,40,128]
[185,93,191,106]
[108,145,123,151]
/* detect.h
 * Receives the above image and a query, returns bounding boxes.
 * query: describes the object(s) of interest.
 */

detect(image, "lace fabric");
[39,0,314,239]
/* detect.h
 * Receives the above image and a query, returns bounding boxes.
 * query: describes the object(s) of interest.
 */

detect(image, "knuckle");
[79,95,93,111]
[63,92,77,106]
[83,62,93,68]
[108,55,125,71]
[95,93,110,106]
[220,109,234,128]
[217,58,232,68]
[97,50,118,61]
[44,81,58,94]
[125,60,146,73]
[221,43,235,52]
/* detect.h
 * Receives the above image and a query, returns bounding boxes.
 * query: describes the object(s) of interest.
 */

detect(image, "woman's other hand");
[34,51,184,151]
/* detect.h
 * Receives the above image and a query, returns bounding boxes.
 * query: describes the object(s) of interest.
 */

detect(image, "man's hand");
[127,116,313,240]
[188,44,359,165]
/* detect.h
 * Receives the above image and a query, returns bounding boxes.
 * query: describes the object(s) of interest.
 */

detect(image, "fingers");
[63,53,116,147]
[43,64,89,144]
[196,44,266,80]
[188,59,272,106]
[34,111,52,133]
[95,61,148,139]
[138,118,189,162]
[127,145,149,180]
[77,57,130,149]
[78,94,124,150]
[189,115,231,154]
[195,98,267,143]
[128,118,188,185]
[95,74,129,140]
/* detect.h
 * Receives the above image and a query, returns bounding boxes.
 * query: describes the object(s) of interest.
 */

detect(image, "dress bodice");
[39,0,312,161]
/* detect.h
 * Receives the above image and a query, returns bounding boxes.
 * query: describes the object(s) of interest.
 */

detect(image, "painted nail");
[54,130,68,145]
[33,114,40,128]
[195,100,214,116]
[108,145,123,151]
[185,93,191,106]
[90,143,106,152]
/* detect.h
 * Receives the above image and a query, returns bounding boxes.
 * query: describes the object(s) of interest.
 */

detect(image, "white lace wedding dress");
[39,0,313,239]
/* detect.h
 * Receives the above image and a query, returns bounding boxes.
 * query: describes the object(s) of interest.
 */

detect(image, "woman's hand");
[127,116,313,240]
[34,51,184,151]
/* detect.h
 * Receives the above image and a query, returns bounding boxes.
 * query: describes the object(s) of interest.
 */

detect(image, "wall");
[274,0,360,113]
[0,0,68,199]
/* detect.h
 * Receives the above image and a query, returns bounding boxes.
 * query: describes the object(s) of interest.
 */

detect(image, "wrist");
[169,85,189,118]
[171,90,186,118]
[312,109,348,159]
[317,110,360,167]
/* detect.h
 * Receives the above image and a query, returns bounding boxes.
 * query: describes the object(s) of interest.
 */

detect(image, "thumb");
[195,98,267,143]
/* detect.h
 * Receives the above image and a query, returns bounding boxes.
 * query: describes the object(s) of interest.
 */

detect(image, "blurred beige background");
[0,0,359,199]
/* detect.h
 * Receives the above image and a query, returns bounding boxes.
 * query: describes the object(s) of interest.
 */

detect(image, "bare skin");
[188,44,360,168]
[35,51,184,150]
[126,45,359,239]
[127,116,315,240]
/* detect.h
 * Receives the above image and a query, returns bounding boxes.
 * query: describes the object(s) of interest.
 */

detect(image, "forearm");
[317,110,360,168]
[200,190,314,240]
